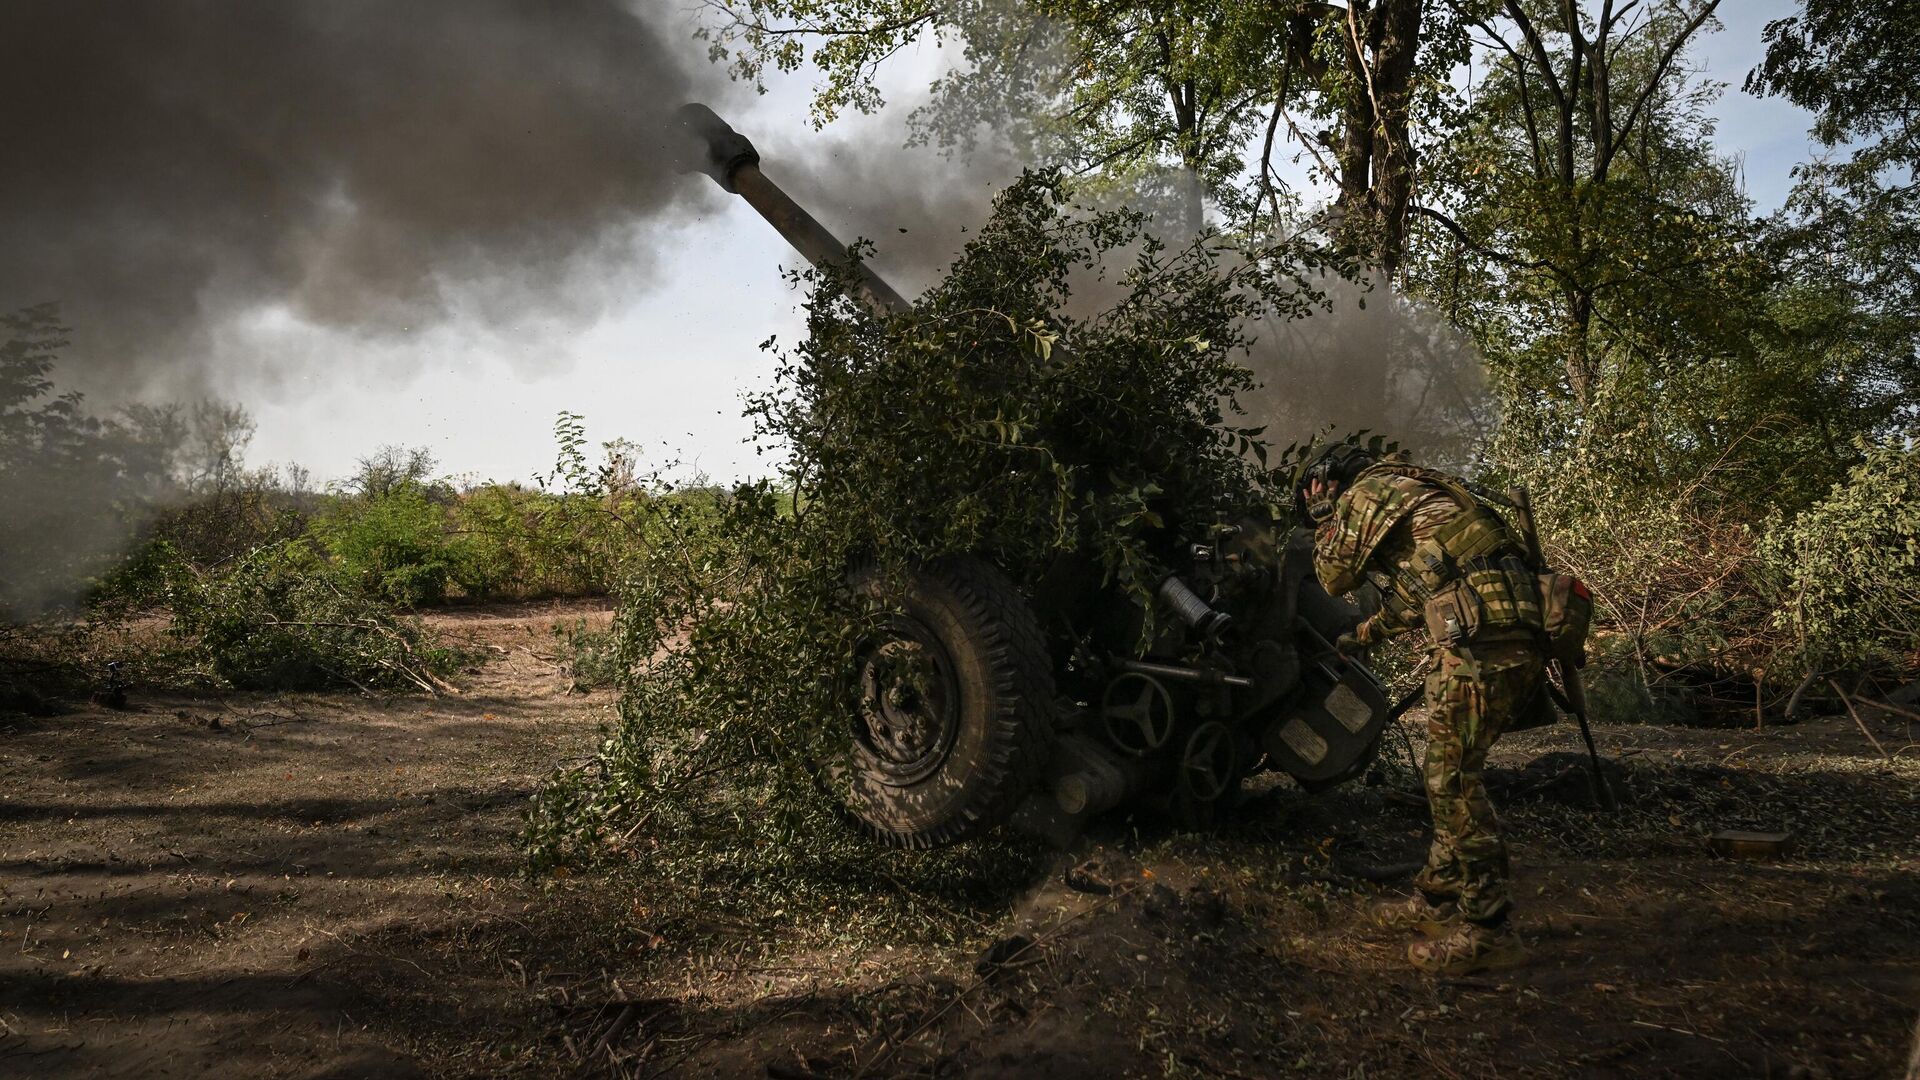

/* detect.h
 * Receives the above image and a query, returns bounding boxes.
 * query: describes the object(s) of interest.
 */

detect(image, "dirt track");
[0,602,618,1077]
[3,605,1918,1078]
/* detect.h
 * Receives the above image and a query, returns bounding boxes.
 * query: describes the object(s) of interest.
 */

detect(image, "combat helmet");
[1298,440,1378,522]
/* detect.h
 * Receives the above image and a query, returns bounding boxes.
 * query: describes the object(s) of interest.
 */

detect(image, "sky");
[208,2,1818,489]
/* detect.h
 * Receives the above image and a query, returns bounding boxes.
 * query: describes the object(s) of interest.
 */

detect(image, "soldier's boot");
[1406,920,1524,975]
[1370,893,1456,934]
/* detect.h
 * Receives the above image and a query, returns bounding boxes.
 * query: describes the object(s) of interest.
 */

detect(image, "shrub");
[549,618,622,692]
[1503,432,1786,719]
[443,483,538,598]
[145,482,311,571]
[311,484,461,607]
[1504,420,1920,719]
[1581,665,1704,727]
[1761,439,1920,677]
[448,480,643,601]
[168,539,460,692]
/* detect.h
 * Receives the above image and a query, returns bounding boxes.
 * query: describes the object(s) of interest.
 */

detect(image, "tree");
[1748,1,1920,190]
[182,399,257,495]
[696,0,1462,273]
[0,305,182,618]
[1411,0,1724,407]
[1387,2,1919,702]
[1748,1,1920,438]
[347,445,441,500]
[1408,0,1920,505]
[1312,0,1429,275]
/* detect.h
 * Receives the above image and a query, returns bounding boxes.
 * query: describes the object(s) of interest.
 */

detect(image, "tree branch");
[696,0,942,40]
[1604,0,1722,175]
[1411,203,1566,274]
[1503,0,1568,110]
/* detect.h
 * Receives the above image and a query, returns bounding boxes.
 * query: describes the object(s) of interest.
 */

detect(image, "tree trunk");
[1181,168,1206,237]
[1565,287,1595,405]
[1335,70,1375,210]
[1371,0,1422,280]
[1327,0,1423,278]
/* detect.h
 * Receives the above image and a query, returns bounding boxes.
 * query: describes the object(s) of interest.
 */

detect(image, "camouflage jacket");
[1313,463,1535,647]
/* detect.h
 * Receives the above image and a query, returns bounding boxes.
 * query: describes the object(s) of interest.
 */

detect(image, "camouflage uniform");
[1313,463,1545,926]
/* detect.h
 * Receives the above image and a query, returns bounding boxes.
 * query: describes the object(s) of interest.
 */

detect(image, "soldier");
[1300,443,1546,975]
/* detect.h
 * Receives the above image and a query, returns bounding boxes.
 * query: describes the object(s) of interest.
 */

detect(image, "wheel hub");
[856,625,960,785]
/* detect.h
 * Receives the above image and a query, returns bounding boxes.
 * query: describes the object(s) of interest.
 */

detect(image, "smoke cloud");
[0,0,754,620]
[757,127,1022,300]
[1239,274,1494,470]
[766,137,1494,472]
[0,0,731,398]
[0,2,1494,621]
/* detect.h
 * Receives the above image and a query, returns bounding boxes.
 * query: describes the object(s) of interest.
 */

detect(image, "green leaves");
[528,171,1289,870]
[549,411,593,495]
[166,539,461,694]
[998,314,1058,363]
[1761,440,1920,673]
[748,171,1277,604]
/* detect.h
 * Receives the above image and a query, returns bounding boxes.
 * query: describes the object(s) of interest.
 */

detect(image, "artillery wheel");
[842,557,1055,849]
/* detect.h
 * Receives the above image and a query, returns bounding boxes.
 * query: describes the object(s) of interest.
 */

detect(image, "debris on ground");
[3,617,1915,1078]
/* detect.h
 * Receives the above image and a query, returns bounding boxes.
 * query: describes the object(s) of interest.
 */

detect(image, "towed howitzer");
[674,104,1394,847]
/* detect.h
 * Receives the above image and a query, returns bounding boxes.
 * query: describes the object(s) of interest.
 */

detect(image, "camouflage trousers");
[1413,638,1544,924]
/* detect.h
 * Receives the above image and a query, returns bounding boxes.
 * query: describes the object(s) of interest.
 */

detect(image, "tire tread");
[848,556,1056,849]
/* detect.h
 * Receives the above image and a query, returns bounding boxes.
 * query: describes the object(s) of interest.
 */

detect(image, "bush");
[448,480,645,601]
[1505,433,1785,718]
[311,484,462,607]
[168,539,461,692]
[302,425,656,606]
[1581,665,1704,727]
[1504,420,1920,719]
[1762,439,1920,677]
[549,618,622,692]
[142,471,313,571]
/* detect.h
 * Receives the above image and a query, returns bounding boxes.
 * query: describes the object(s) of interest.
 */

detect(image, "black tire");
[841,556,1056,849]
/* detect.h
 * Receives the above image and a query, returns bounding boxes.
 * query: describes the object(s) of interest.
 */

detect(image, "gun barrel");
[675,103,911,316]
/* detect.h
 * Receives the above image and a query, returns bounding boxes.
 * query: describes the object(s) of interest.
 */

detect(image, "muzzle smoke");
[1240,273,1493,471]
[0,0,728,397]
[0,0,745,619]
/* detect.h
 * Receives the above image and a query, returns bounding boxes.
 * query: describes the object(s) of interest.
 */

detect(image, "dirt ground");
[4,604,1917,1079]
